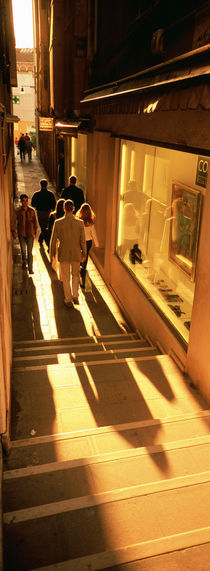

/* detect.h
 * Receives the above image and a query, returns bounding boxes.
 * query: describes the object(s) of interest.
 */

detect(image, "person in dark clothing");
[61,175,84,214]
[45,198,65,249]
[31,179,56,245]
[25,137,32,161]
[17,134,26,161]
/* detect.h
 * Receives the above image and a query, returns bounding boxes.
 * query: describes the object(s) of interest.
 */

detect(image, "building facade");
[12,48,35,141]
[0,0,17,438]
[33,0,91,190]
[34,0,210,400]
[0,0,17,562]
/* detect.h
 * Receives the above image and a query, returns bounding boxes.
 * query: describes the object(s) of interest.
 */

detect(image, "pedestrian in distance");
[31,179,56,246]
[49,199,86,308]
[61,175,84,214]
[11,194,38,274]
[77,203,99,290]
[17,134,26,161]
[25,137,32,161]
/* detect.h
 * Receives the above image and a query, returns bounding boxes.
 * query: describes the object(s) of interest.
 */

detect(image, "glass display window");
[71,134,87,195]
[116,139,206,343]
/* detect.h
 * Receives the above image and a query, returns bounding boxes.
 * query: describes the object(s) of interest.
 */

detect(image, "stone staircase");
[3,331,210,570]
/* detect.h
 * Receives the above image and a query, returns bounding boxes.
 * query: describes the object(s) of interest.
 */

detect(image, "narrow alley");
[2,154,210,569]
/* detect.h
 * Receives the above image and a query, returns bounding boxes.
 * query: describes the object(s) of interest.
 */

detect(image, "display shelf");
[122,253,192,343]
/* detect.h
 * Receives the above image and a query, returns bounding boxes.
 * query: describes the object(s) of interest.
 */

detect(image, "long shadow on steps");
[12,272,44,341]
[83,281,129,335]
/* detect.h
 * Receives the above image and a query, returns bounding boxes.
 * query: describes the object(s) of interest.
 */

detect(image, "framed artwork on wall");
[169,181,201,281]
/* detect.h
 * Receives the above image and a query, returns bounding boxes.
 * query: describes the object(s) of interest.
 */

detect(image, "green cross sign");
[12,95,20,104]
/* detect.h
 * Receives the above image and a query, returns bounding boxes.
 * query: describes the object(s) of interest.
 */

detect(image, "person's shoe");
[22,262,27,269]
[64,300,73,309]
[73,297,79,304]
[29,270,34,275]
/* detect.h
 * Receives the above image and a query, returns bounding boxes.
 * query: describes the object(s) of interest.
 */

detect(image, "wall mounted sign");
[196,156,208,188]
[39,117,54,131]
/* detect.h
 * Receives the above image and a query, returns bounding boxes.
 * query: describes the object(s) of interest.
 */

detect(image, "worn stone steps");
[3,472,210,570]
[4,329,210,569]
[12,346,159,368]
[13,337,150,357]
[32,528,210,571]
[4,411,210,471]
[3,436,210,513]
[11,354,208,440]
[13,332,140,350]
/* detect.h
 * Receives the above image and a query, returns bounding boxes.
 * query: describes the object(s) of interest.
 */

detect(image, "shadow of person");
[73,357,173,475]
[83,282,127,335]
[50,281,88,338]
[39,246,92,338]
[12,276,44,341]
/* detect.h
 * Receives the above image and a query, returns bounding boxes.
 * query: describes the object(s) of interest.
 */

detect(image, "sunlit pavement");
[12,152,129,341]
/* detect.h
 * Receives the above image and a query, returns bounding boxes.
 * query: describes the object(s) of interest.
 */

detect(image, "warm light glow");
[57,353,71,365]
[55,123,78,128]
[143,100,159,113]
[12,0,34,48]
[47,364,80,387]
[119,143,126,197]
[71,137,77,175]
[117,143,127,246]
[130,150,135,180]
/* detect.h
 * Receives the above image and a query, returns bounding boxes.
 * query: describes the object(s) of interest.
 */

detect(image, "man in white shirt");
[49,200,86,307]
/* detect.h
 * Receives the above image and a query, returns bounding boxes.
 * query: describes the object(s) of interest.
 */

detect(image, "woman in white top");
[77,203,99,289]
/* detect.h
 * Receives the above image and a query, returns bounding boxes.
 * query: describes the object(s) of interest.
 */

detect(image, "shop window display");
[116,140,206,343]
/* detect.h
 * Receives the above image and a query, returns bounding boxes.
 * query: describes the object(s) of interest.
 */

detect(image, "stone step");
[3,472,210,569]
[4,411,210,471]
[12,346,159,368]
[11,355,209,440]
[13,338,152,358]
[3,436,210,512]
[13,332,140,349]
[32,529,210,570]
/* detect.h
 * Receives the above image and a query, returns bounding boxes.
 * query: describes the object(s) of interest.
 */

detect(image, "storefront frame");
[115,137,207,346]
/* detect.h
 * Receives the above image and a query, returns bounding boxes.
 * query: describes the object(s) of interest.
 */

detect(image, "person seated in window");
[120,202,139,258]
[123,179,141,212]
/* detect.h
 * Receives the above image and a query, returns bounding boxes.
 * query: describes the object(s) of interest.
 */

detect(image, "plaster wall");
[93,108,210,154]
[187,169,210,402]
[0,443,3,570]
[0,151,13,435]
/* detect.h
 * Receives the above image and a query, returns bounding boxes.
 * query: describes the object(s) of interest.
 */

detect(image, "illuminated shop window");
[71,137,77,176]
[71,134,87,196]
[116,140,207,343]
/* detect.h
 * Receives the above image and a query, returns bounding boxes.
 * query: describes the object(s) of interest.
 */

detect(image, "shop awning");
[80,45,210,111]
[55,121,81,135]
[55,119,91,135]
[5,114,20,123]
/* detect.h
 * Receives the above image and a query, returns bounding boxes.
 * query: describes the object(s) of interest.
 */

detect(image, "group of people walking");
[16,133,33,162]
[11,175,99,307]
